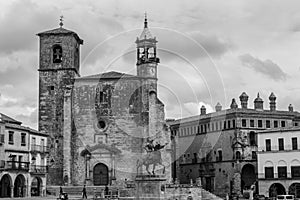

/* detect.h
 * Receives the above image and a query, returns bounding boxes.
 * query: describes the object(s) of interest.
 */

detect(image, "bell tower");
[136,14,160,81]
[37,17,83,185]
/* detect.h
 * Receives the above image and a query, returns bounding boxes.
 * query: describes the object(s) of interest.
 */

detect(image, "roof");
[77,71,137,80]
[139,27,153,40]
[37,27,83,44]
[168,108,300,125]
[0,113,22,125]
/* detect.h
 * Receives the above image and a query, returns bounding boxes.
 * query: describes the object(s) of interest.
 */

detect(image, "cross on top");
[59,15,64,27]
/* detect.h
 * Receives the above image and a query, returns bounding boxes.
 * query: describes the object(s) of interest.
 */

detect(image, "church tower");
[136,15,162,140]
[37,18,83,185]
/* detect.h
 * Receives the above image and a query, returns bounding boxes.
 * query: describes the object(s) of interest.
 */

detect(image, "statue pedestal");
[135,175,166,200]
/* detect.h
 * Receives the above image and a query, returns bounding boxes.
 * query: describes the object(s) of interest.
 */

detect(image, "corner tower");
[37,19,83,185]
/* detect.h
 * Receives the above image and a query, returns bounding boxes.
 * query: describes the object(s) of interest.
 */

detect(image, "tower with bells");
[37,17,83,185]
[136,15,161,139]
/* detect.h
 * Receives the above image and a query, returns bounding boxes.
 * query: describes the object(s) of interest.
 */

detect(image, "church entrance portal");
[0,174,12,197]
[93,163,109,186]
[14,174,26,197]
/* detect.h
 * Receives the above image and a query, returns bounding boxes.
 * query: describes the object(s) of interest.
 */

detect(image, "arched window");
[236,151,241,160]
[53,45,62,63]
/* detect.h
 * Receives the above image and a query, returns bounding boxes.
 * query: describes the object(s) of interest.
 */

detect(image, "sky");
[1,0,300,129]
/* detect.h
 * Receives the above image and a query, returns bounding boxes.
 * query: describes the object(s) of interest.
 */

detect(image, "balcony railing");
[0,161,30,171]
[258,145,300,152]
[31,145,49,153]
[30,165,48,174]
[258,173,300,179]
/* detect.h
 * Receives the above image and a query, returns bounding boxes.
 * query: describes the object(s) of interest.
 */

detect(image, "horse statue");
[136,140,167,175]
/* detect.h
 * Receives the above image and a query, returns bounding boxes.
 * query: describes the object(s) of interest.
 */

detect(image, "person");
[105,185,109,197]
[59,186,63,196]
[82,185,87,199]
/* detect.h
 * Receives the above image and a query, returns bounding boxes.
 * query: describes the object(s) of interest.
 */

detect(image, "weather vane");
[59,15,64,28]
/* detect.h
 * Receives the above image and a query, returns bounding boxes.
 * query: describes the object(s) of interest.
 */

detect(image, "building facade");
[37,17,171,186]
[0,113,48,198]
[169,93,300,198]
[257,127,300,198]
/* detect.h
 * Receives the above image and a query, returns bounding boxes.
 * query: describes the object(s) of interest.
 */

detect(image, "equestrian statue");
[136,138,168,175]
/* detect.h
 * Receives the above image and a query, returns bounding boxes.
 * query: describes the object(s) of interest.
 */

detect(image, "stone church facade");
[37,18,171,186]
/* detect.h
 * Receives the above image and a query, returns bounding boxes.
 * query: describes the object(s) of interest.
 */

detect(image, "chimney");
[289,104,294,112]
[239,92,249,109]
[254,93,264,110]
[230,98,238,109]
[200,105,206,115]
[215,102,222,112]
[269,92,276,111]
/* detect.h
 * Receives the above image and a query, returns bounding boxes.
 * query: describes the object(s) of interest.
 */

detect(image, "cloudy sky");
[1,0,300,129]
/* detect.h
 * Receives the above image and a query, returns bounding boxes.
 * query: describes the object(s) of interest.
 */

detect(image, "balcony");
[258,145,300,153]
[31,145,49,154]
[258,173,300,180]
[0,161,29,171]
[30,165,48,174]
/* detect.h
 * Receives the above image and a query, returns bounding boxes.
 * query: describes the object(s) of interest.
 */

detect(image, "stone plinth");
[135,175,166,200]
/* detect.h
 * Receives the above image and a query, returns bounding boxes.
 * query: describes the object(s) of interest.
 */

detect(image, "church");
[37,16,171,186]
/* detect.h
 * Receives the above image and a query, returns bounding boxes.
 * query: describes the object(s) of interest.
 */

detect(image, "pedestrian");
[82,185,87,199]
[105,185,109,197]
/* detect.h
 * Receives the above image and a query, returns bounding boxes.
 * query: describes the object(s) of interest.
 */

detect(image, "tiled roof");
[0,113,21,125]
[37,27,83,44]
[77,71,137,80]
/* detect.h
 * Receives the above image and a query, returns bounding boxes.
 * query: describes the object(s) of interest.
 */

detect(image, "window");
[8,131,14,145]
[274,120,278,128]
[201,125,203,133]
[228,121,231,129]
[281,121,286,128]
[212,123,214,131]
[291,166,300,178]
[266,139,271,151]
[233,120,236,128]
[292,137,298,150]
[223,121,226,130]
[265,167,274,179]
[204,124,207,133]
[218,150,223,161]
[266,120,271,128]
[21,133,26,146]
[249,131,256,146]
[53,44,62,63]
[252,151,257,160]
[278,166,287,178]
[258,120,263,128]
[236,151,241,160]
[278,138,284,151]
[242,119,247,127]
[250,120,255,127]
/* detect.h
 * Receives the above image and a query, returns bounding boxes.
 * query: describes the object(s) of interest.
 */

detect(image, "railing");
[258,173,300,179]
[31,144,49,153]
[30,165,48,174]
[258,145,300,152]
[5,161,29,171]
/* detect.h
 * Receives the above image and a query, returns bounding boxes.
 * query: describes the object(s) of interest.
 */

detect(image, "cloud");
[0,0,58,54]
[239,54,288,81]
[15,108,38,129]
